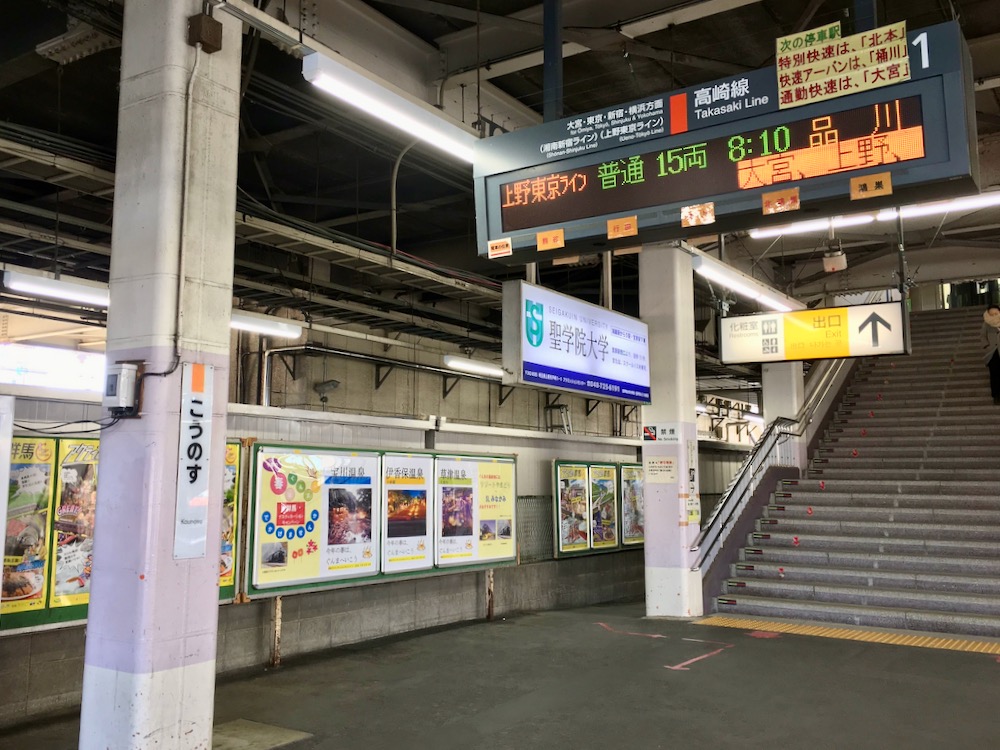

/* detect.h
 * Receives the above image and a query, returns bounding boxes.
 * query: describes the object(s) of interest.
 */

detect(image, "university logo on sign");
[525,300,544,347]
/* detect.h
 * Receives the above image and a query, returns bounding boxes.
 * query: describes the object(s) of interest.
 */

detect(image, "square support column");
[79,3,242,747]
[639,242,703,618]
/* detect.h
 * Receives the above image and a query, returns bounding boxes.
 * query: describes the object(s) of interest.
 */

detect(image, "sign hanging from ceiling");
[719,301,907,364]
[502,280,651,403]
[474,21,976,264]
[776,21,911,109]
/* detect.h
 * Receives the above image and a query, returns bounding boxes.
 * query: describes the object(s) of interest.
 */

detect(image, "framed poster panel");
[3,437,57,615]
[620,464,645,546]
[382,453,434,574]
[252,445,381,589]
[589,464,619,549]
[435,456,516,567]
[554,462,590,555]
[49,439,100,608]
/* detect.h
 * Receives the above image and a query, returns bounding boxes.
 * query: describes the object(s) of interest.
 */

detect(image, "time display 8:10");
[499,95,924,233]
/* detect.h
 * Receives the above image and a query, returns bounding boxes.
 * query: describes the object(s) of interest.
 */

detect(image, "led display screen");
[499,96,924,232]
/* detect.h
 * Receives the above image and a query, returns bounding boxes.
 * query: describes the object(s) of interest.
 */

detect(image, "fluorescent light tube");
[877,190,1000,221]
[3,268,109,307]
[230,311,303,339]
[743,412,765,425]
[748,214,874,239]
[695,403,709,414]
[303,52,478,163]
[690,253,804,312]
[442,355,504,378]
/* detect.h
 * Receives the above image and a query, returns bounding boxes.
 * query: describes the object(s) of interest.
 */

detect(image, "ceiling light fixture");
[302,52,478,163]
[229,311,304,339]
[689,253,805,312]
[442,355,505,379]
[743,412,765,426]
[2,268,110,308]
[876,190,1000,221]
[748,214,874,239]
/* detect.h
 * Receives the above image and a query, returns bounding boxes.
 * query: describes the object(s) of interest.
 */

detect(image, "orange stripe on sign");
[191,363,205,394]
[669,93,688,134]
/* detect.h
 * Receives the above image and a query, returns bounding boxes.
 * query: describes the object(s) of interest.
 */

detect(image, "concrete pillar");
[638,242,703,618]
[79,3,241,747]
[762,362,804,422]
[910,283,944,312]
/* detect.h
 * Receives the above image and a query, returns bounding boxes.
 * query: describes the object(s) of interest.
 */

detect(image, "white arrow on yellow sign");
[719,302,906,364]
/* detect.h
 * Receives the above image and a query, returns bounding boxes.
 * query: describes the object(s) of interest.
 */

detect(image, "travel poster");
[475,459,515,562]
[436,456,515,566]
[219,443,241,588]
[3,438,56,615]
[620,464,645,545]
[253,447,380,588]
[556,463,589,553]
[50,439,100,608]
[382,453,433,574]
[589,465,618,549]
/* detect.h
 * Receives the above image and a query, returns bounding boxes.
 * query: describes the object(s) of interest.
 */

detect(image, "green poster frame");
[243,442,518,600]
[619,463,645,547]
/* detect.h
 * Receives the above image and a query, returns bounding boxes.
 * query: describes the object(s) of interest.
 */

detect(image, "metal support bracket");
[442,374,460,399]
[623,405,638,422]
[375,364,395,390]
[498,385,515,407]
[586,398,600,416]
[276,352,297,380]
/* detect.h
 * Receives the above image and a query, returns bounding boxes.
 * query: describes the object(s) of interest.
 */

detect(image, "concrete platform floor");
[3,602,997,749]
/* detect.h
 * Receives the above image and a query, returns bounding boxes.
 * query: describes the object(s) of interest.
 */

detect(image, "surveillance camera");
[312,379,340,403]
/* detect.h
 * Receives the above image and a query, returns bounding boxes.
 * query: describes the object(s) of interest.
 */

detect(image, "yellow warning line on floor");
[695,616,1000,655]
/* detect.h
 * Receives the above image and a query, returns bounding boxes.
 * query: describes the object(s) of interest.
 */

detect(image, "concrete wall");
[0,551,644,728]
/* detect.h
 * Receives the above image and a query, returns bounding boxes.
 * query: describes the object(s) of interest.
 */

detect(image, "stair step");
[832,414,998,426]
[740,546,1000,575]
[731,561,1000,595]
[779,478,1000,496]
[765,503,1000,525]
[813,457,996,469]
[827,424,990,437]
[755,517,1000,541]
[839,405,992,418]
[723,579,1000,616]
[748,531,1000,557]
[806,468,1000,481]
[773,489,1000,509]
[818,446,997,458]
[714,595,1000,637]
[822,434,1000,447]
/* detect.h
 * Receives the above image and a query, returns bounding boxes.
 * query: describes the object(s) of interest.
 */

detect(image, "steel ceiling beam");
[437,0,763,83]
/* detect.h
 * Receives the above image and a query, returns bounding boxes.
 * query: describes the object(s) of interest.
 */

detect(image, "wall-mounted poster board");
[382,453,434,574]
[219,442,242,599]
[589,465,619,549]
[620,464,645,546]
[435,456,516,567]
[49,438,100,609]
[3,437,57,616]
[252,445,381,589]
[555,462,590,554]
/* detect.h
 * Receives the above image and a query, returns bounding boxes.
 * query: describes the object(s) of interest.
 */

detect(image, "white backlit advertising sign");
[502,280,650,403]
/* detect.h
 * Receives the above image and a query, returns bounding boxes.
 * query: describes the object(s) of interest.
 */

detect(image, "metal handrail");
[690,354,853,572]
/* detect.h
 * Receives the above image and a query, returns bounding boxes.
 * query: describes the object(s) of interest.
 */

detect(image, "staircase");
[717,307,1000,636]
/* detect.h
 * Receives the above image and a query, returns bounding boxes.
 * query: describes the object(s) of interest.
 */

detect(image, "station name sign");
[719,301,907,364]
[501,281,651,403]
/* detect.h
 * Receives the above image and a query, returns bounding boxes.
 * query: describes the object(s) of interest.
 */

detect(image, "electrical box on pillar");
[188,13,223,54]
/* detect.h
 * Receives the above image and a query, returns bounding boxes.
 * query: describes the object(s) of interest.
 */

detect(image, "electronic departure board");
[500,97,925,232]
[473,21,977,263]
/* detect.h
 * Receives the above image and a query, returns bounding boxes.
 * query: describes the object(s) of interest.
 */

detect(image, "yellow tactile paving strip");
[696,615,1000,655]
